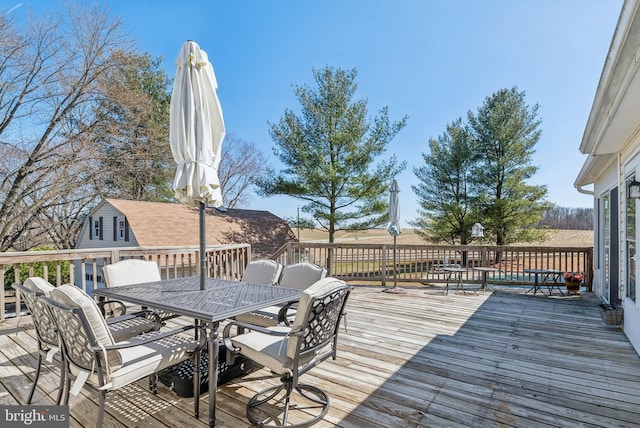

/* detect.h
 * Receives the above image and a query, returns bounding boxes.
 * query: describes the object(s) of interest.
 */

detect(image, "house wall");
[593,161,619,298]
[74,203,138,292]
[622,146,640,352]
[76,204,138,249]
[594,142,640,353]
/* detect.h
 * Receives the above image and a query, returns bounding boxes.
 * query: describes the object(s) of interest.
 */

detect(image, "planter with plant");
[563,272,583,294]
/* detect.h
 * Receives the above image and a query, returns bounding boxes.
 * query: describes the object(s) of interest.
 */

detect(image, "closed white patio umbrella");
[170,40,225,290]
[384,179,406,293]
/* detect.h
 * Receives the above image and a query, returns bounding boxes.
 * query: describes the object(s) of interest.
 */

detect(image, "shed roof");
[104,198,295,258]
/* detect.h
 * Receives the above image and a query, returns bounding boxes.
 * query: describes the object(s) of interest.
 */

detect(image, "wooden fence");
[2,241,593,321]
[0,244,250,321]
[273,242,593,288]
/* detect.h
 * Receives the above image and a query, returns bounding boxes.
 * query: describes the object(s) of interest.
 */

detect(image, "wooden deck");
[1,285,640,427]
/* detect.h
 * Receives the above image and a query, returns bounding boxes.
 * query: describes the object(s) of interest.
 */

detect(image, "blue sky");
[7,1,623,227]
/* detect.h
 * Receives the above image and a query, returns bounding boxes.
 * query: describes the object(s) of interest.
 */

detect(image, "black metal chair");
[12,279,161,406]
[223,277,351,427]
[40,284,205,427]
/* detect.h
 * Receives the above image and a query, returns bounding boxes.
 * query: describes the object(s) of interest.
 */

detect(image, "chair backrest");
[278,262,327,290]
[46,284,120,372]
[13,278,58,349]
[102,259,161,288]
[241,259,283,285]
[287,277,351,370]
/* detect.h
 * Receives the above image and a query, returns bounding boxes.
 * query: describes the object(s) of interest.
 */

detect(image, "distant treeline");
[538,206,593,230]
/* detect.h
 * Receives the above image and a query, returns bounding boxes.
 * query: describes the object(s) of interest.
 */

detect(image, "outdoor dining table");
[523,268,564,297]
[93,276,302,427]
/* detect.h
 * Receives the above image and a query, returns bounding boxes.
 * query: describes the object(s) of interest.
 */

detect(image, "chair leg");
[149,374,158,394]
[62,364,71,406]
[55,357,67,405]
[247,376,329,427]
[27,353,43,404]
[97,390,107,428]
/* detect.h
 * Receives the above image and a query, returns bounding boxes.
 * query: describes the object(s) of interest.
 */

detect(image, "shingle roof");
[105,199,296,258]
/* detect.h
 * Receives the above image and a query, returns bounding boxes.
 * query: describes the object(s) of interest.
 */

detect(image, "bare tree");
[0,4,128,251]
[219,133,270,208]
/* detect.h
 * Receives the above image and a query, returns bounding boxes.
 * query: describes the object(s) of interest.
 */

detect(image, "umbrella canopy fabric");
[170,40,226,207]
[388,179,401,236]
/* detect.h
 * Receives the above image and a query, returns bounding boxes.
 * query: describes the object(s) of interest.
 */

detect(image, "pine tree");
[259,66,407,242]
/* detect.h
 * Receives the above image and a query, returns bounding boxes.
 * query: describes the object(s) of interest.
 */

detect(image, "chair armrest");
[97,299,127,317]
[276,302,298,325]
[98,324,203,351]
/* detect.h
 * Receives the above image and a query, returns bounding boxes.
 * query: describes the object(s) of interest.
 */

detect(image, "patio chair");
[240,259,283,285]
[236,262,326,328]
[223,277,352,427]
[41,284,204,427]
[278,262,327,290]
[102,258,176,320]
[12,278,161,405]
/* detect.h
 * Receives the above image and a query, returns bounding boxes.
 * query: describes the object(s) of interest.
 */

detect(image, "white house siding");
[575,1,640,355]
[74,202,138,292]
[590,139,640,353]
[75,203,138,249]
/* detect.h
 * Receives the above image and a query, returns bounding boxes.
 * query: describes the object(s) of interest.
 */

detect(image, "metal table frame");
[93,277,301,427]
[473,267,500,294]
[524,269,564,297]
[443,267,468,295]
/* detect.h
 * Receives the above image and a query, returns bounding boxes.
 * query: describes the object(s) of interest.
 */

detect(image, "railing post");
[286,242,293,266]
[381,245,387,287]
[586,248,594,292]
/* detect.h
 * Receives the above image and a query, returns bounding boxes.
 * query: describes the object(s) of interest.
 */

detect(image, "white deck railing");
[3,242,594,321]
[273,242,593,288]
[1,244,251,321]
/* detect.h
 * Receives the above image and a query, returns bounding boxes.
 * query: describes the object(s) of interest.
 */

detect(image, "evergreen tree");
[467,87,550,245]
[412,118,479,244]
[94,51,173,201]
[259,66,407,242]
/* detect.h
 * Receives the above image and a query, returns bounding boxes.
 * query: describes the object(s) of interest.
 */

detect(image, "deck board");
[1,286,640,427]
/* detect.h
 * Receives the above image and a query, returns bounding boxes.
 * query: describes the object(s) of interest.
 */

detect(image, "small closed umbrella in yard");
[170,40,225,290]
[384,179,406,293]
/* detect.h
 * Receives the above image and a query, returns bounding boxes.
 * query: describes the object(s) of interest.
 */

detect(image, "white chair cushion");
[278,263,327,290]
[23,277,55,296]
[231,326,294,375]
[49,285,116,348]
[108,332,198,390]
[103,259,161,287]
[241,259,283,285]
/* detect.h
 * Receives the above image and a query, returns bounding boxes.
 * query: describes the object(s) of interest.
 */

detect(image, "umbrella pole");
[393,235,397,288]
[200,201,206,290]
[383,232,406,293]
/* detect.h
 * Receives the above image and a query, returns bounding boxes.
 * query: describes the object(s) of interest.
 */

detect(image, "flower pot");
[565,280,581,293]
